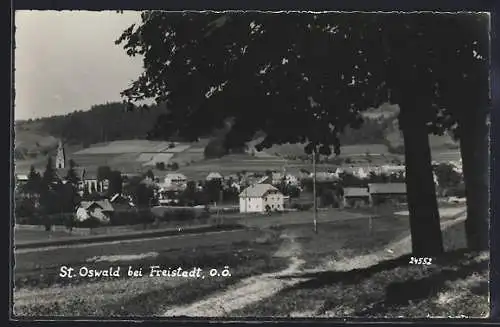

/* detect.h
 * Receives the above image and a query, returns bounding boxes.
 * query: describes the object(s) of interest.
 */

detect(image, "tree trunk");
[399,102,444,256]
[459,110,489,251]
[312,149,318,234]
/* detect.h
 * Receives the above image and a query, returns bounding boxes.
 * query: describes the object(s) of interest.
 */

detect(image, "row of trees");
[155,161,180,171]
[16,159,81,224]
[116,12,489,255]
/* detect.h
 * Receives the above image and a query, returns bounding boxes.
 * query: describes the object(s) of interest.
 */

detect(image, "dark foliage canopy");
[116,12,489,155]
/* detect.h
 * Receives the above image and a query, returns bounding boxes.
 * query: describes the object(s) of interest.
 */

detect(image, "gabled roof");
[368,183,406,195]
[80,199,114,212]
[163,173,187,180]
[239,184,280,198]
[256,176,272,184]
[344,187,370,197]
[206,172,223,180]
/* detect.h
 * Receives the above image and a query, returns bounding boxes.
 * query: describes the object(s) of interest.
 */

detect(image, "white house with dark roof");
[239,184,284,213]
[161,173,188,190]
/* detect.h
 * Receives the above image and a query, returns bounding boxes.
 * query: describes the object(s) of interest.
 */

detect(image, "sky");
[14,10,145,121]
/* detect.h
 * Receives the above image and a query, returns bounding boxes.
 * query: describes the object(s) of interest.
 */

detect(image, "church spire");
[56,139,65,169]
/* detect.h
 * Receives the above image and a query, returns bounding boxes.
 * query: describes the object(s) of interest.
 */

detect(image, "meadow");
[13,208,486,318]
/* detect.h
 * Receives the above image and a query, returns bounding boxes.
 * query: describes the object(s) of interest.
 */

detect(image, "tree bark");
[459,110,489,251]
[399,102,444,256]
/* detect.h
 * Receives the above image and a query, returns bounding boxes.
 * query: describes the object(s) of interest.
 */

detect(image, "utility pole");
[312,148,318,234]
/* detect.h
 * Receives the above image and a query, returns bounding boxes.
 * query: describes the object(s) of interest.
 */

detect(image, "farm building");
[161,173,188,190]
[239,184,284,213]
[343,187,371,208]
[206,172,223,181]
[368,183,407,205]
[75,199,114,223]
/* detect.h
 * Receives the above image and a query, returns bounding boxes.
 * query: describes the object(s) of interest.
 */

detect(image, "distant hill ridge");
[15,101,457,161]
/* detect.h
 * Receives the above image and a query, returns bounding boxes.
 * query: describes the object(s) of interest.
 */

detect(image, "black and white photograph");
[12,10,491,319]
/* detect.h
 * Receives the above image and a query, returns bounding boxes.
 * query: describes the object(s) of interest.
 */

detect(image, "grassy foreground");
[13,212,488,318]
[231,218,489,318]
[13,231,287,317]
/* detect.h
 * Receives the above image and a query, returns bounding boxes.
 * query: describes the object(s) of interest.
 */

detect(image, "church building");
[56,140,65,169]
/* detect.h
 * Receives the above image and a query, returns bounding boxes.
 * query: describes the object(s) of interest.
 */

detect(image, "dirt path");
[313,214,467,273]
[161,232,308,317]
[161,214,469,317]
[292,215,471,318]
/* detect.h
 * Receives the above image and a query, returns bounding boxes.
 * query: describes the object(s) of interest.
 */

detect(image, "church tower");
[56,140,65,169]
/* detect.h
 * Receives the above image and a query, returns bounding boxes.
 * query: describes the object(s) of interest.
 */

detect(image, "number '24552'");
[409,257,433,265]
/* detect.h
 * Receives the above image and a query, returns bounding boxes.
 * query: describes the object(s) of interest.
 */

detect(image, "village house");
[206,172,223,182]
[75,199,114,223]
[269,172,300,186]
[223,173,240,182]
[343,187,371,208]
[340,166,370,179]
[312,171,340,182]
[157,189,183,206]
[239,184,285,213]
[80,170,109,195]
[380,165,406,175]
[368,183,407,205]
[161,173,188,190]
[271,172,285,185]
[15,173,29,187]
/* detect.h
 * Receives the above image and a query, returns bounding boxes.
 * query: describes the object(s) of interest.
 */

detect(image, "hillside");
[14,102,459,174]
[14,102,169,159]
[249,103,458,159]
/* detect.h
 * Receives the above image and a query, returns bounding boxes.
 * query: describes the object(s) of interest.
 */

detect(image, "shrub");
[137,208,155,224]
[74,217,102,228]
[16,214,42,225]
[48,213,74,226]
[110,209,154,226]
[168,162,179,170]
[448,183,466,198]
[159,208,210,223]
[155,162,166,171]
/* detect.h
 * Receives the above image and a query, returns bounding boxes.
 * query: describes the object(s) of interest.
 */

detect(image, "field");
[251,142,392,159]
[177,154,331,180]
[74,140,174,155]
[14,122,59,153]
[14,139,210,175]
[12,207,487,318]
[14,126,460,178]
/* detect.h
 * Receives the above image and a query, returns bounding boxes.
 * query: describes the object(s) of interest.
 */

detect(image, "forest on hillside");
[16,101,412,159]
[22,102,170,146]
